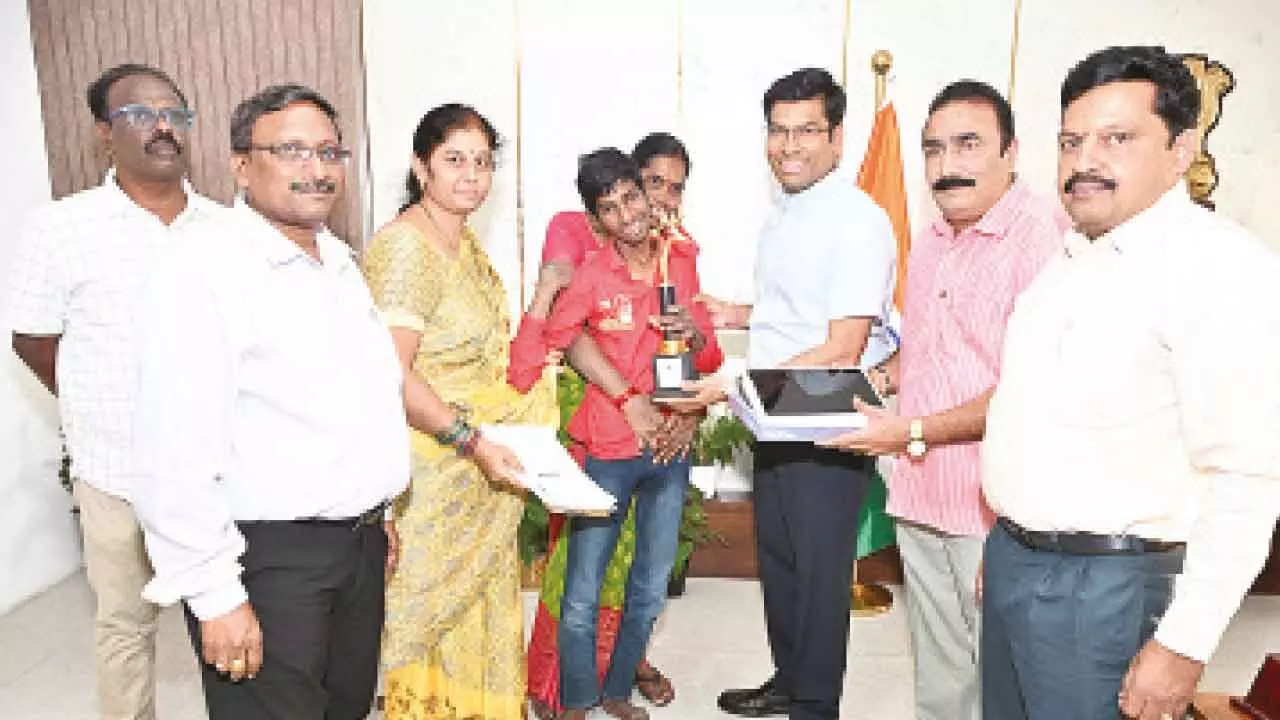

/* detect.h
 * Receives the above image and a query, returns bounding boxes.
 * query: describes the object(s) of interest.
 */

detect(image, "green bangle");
[434,417,466,446]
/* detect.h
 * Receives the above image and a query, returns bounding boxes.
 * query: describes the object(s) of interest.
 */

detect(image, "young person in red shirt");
[509,148,722,720]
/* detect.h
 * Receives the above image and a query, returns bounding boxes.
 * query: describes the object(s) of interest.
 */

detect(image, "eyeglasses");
[247,142,352,164]
[107,104,196,130]
[766,124,831,144]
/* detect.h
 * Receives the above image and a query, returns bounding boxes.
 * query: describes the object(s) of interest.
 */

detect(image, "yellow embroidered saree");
[363,221,556,720]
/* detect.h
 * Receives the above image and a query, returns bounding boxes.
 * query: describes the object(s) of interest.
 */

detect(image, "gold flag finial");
[871,50,893,110]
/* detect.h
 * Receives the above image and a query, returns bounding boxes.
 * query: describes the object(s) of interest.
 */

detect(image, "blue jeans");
[558,450,690,709]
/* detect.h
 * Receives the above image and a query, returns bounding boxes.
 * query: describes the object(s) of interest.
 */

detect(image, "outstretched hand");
[816,398,909,456]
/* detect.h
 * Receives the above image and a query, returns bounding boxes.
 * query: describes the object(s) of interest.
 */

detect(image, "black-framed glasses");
[247,142,352,164]
[107,104,196,130]
[766,124,831,144]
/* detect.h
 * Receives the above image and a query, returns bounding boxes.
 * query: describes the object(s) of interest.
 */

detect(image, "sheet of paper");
[480,424,617,516]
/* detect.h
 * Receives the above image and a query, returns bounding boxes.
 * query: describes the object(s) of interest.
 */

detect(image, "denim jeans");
[558,450,690,709]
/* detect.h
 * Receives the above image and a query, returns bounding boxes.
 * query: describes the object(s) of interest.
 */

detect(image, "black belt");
[290,501,389,530]
[998,517,1184,556]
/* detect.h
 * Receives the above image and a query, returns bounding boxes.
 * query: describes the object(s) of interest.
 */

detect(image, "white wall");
[364,0,1280,318]
[1013,0,1280,245]
[0,3,81,614]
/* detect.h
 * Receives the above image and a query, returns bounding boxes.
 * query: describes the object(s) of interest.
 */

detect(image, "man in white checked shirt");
[7,63,219,720]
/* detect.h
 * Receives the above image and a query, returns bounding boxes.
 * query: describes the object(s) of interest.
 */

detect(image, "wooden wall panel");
[26,0,368,245]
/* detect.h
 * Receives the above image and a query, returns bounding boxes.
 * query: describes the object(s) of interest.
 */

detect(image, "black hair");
[927,79,1016,154]
[763,67,846,130]
[1061,45,1200,145]
[230,84,341,153]
[86,63,187,122]
[576,148,641,217]
[400,103,501,213]
[632,132,691,179]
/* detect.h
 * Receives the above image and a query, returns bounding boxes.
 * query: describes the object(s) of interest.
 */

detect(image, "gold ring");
[230,658,245,669]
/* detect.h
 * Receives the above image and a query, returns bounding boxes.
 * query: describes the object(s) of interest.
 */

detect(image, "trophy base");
[652,387,696,400]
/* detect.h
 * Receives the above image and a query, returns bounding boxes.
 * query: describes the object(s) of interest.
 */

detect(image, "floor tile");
[0,571,1275,719]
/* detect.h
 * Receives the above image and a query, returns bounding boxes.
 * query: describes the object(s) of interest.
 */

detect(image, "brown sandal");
[634,664,675,706]
[600,698,650,720]
[530,699,558,720]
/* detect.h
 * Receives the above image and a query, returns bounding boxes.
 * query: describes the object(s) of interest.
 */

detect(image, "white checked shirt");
[6,170,222,499]
[131,201,410,620]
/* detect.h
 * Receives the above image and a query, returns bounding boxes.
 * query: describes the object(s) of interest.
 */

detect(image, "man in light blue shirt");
[749,158,897,370]
[704,68,896,720]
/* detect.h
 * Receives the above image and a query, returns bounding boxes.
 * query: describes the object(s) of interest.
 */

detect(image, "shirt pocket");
[941,280,1009,363]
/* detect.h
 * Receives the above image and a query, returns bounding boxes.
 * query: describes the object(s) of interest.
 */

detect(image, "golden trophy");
[652,209,696,399]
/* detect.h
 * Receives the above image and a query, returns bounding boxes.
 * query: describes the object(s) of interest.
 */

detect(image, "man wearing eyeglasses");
[129,85,408,720]
[7,63,219,720]
[702,68,897,720]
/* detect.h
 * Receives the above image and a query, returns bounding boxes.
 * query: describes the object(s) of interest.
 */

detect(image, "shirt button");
[938,289,948,299]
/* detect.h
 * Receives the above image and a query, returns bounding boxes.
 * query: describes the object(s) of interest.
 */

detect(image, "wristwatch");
[906,418,927,459]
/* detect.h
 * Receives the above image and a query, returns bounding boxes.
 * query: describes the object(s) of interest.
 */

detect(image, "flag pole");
[851,48,897,619]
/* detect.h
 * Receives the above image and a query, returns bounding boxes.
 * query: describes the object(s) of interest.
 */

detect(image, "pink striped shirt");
[886,179,1065,536]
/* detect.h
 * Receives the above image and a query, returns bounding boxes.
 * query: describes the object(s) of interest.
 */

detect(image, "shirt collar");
[928,177,1030,243]
[603,239,678,281]
[778,163,852,211]
[99,167,215,225]
[231,198,352,269]
[1062,181,1192,259]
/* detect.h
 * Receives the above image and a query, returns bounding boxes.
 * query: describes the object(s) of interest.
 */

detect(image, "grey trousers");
[982,521,1184,720]
[896,521,983,720]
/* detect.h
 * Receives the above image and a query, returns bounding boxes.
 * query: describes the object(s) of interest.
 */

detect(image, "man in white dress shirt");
[981,45,1280,720]
[130,85,408,720]
[8,63,219,720]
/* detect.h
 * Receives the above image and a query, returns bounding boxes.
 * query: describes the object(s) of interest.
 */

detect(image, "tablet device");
[745,368,882,417]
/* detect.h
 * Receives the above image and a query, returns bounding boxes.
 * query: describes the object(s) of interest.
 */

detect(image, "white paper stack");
[479,424,617,516]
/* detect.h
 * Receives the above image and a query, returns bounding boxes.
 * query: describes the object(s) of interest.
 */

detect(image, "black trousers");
[185,520,387,720]
[753,441,872,720]
[982,521,1185,720]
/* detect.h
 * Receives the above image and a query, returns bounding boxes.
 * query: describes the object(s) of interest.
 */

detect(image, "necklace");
[418,201,463,252]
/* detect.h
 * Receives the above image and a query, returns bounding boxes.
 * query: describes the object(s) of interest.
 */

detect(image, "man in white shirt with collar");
[8,63,219,720]
[982,45,1280,720]
[704,68,896,720]
[130,85,408,720]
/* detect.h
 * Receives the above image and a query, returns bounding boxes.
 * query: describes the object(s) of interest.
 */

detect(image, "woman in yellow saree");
[363,103,557,720]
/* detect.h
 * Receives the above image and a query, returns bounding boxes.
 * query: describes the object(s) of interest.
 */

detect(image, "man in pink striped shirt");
[822,80,1063,720]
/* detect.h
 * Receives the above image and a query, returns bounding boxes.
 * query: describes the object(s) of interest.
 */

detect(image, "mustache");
[932,176,977,191]
[1064,173,1118,193]
[144,132,181,154]
[289,179,338,194]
